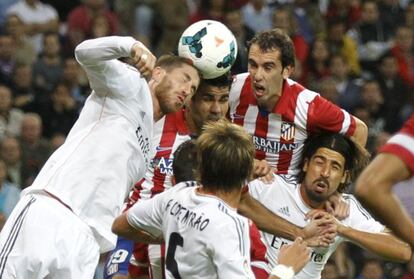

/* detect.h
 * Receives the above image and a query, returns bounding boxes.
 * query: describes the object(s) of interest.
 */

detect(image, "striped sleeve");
[380,132,414,174]
[306,95,356,136]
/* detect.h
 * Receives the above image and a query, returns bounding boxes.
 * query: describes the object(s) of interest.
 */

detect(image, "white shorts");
[0,193,100,279]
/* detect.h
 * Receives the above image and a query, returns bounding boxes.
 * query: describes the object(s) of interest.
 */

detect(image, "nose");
[320,165,331,178]
[210,101,222,114]
[254,67,264,82]
[182,82,192,97]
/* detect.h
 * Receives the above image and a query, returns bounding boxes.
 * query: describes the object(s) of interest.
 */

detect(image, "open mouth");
[315,181,328,193]
[253,84,265,97]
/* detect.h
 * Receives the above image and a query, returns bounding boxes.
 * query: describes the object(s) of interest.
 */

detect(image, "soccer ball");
[178,20,238,79]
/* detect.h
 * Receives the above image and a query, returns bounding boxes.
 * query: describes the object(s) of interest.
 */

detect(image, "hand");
[251,159,275,183]
[303,211,337,247]
[131,42,156,80]
[325,192,350,220]
[278,237,311,274]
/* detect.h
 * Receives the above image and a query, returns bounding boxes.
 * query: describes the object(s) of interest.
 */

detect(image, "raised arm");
[355,153,414,249]
[74,36,155,97]
[239,192,335,246]
[351,116,368,147]
[336,222,412,262]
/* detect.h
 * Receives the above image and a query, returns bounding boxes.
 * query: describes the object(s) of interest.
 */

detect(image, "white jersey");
[127,182,255,279]
[23,36,154,252]
[248,176,385,279]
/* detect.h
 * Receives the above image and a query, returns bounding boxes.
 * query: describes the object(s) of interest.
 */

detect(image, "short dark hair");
[298,133,369,192]
[172,140,197,183]
[247,28,295,68]
[195,119,254,193]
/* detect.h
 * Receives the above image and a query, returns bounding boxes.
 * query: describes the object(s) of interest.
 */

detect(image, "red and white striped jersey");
[128,109,192,206]
[380,114,414,174]
[229,73,356,175]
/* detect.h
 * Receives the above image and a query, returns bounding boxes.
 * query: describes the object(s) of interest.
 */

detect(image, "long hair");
[297,133,370,192]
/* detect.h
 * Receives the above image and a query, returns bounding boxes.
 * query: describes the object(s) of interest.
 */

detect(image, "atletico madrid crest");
[281,122,296,141]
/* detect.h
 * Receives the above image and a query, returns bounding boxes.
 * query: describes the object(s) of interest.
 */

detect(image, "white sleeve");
[74,36,142,98]
[126,191,166,237]
[212,219,255,279]
[247,179,267,200]
[344,195,385,233]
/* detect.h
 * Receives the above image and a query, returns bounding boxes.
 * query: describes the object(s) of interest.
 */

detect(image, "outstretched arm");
[336,221,412,262]
[355,153,414,249]
[239,192,335,246]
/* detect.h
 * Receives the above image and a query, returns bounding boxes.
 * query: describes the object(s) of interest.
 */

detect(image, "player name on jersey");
[165,199,210,231]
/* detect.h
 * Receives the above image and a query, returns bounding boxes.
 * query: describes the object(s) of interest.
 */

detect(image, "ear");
[302,158,309,172]
[341,170,349,184]
[282,66,292,78]
[151,67,165,83]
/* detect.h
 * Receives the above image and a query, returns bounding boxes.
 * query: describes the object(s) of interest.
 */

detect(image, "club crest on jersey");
[280,122,296,141]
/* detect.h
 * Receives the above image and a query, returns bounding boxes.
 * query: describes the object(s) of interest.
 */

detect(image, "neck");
[184,108,199,135]
[197,186,242,209]
[149,80,163,122]
[299,184,325,209]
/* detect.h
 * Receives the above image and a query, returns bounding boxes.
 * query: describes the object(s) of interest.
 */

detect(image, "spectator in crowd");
[190,0,227,23]
[378,0,405,35]
[61,57,89,110]
[67,0,118,52]
[325,0,361,30]
[328,54,361,112]
[32,32,63,95]
[325,18,361,77]
[0,136,22,187]
[0,158,20,219]
[375,53,410,132]
[154,0,190,55]
[272,6,309,71]
[224,7,254,74]
[6,0,59,54]
[4,14,36,66]
[241,0,273,33]
[0,34,16,88]
[292,0,326,44]
[0,85,24,141]
[402,257,414,279]
[303,38,331,89]
[356,258,387,279]
[390,25,414,89]
[19,113,51,188]
[11,63,36,111]
[40,82,78,139]
[348,0,393,75]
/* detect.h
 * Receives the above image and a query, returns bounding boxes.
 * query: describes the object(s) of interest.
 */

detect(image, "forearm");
[351,117,368,147]
[75,36,137,66]
[338,225,412,262]
[112,213,162,244]
[238,192,303,240]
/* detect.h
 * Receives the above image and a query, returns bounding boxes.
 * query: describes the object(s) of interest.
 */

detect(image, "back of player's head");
[156,54,200,77]
[247,28,295,69]
[195,119,254,193]
[172,139,197,183]
[298,133,369,192]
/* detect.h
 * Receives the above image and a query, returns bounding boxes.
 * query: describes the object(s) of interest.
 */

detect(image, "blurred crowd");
[0,0,414,278]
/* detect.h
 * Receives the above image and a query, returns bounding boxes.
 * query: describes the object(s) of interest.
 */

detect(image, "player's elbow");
[401,245,413,263]
[111,214,129,237]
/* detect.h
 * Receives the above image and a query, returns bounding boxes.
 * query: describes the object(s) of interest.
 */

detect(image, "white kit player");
[229,28,368,175]
[356,114,414,249]
[112,120,311,279]
[248,133,412,278]
[0,36,200,278]
[105,74,233,278]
